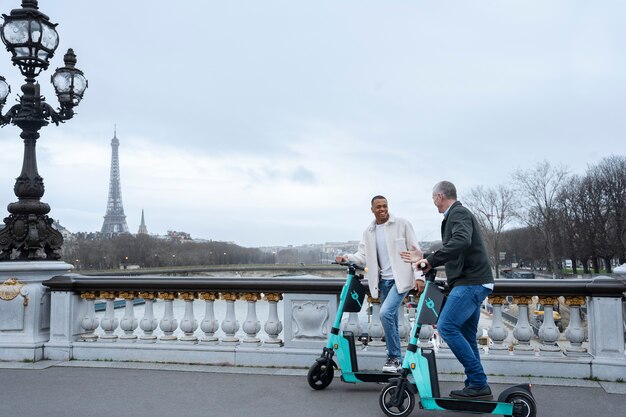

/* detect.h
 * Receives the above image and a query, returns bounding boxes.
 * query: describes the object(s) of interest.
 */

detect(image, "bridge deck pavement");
[1,360,624,417]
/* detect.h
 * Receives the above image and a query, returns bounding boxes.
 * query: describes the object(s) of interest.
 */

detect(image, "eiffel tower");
[101,128,129,236]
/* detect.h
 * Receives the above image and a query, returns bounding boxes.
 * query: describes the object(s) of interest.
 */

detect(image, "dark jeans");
[437,284,492,388]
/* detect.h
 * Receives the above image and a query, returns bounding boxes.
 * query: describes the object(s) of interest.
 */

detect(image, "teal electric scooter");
[307,261,400,390]
[379,267,537,417]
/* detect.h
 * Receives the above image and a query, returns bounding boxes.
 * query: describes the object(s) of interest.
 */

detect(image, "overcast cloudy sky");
[0,1,624,247]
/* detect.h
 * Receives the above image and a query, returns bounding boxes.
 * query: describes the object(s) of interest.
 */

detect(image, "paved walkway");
[1,360,624,417]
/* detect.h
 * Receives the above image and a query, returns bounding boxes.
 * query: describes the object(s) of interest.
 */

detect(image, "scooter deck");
[422,397,504,414]
[348,371,400,383]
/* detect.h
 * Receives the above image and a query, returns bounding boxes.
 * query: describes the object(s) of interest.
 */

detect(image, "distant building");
[137,209,148,235]
[101,128,129,237]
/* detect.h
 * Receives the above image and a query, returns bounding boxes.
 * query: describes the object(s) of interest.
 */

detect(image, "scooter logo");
[426,297,438,317]
[350,290,362,308]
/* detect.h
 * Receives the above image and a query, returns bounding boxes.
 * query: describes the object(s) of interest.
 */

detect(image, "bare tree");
[592,156,626,265]
[464,184,517,278]
[512,160,570,272]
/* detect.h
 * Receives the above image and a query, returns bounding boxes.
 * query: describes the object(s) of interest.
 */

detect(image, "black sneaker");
[449,385,493,400]
[382,357,402,373]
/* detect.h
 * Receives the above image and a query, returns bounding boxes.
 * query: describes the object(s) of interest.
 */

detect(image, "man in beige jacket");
[337,195,424,372]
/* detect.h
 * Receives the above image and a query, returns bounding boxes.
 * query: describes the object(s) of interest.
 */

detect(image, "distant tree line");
[463,155,626,276]
[62,233,275,270]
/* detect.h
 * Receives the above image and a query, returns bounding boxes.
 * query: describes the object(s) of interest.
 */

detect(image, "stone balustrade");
[28,273,626,381]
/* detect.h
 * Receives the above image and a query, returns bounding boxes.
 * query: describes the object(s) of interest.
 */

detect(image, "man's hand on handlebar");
[335,255,348,263]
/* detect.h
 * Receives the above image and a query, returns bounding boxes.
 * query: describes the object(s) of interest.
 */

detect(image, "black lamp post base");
[0,213,63,260]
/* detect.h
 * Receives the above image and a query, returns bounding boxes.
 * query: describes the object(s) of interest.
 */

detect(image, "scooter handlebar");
[417,262,438,283]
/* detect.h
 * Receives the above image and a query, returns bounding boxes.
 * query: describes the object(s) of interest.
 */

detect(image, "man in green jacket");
[401,181,494,399]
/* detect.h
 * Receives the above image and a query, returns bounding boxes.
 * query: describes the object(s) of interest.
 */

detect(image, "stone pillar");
[418,324,434,349]
[563,296,588,356]
[79,291,100,342]
[367,297,385,350]
[0,261,73,361]
[487,296,509,354]
[587,277,626,380]
[537,296,562,356]
[179,292,198,343]
[512,296,534,355]
[263,293,283,346]
[343,312,362,346]
[220,292,240,345]
[241,292,261,345]
[119,291,139,342]
[99,291,119,342]
[200,292,219,345]
[588,293,625,358]
[398,300,410,347]
[158,292,178,342]
[45,289,86,360]
[138,292,158,343]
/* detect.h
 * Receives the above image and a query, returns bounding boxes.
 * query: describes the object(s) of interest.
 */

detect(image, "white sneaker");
[382,357,401,373]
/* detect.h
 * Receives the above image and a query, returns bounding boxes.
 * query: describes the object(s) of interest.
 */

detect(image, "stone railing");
[37,273,626,381]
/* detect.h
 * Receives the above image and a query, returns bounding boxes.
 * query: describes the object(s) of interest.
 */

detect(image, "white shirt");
[375,224,394,280]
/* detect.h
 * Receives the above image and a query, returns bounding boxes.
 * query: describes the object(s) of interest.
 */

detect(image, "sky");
[0,1,624,248]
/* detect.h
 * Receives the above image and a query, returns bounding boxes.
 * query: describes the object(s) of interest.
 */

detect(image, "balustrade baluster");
[537,296,563,355]
[138,292,158,343]
[179,292,198,343]
[487,296,509,354]
[564,296,588,356]
[79,291,99,342]
[343,312,362,346]
[220,292,240,345]
[99,291,119,342]
[512,296,534,354]
[367,297,385,349]
[418,325,434,348]
[200,292,219,345]
[399,301,410,347]
[241,292,261,345]
[263,293,283,346]
[118,291,139,342]
[158,292,178,342]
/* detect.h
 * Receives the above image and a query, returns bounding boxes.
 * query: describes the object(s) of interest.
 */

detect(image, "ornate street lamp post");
[0,0,87,260]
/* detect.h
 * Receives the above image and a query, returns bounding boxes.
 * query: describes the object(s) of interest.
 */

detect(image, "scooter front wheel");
[505,392,537,417]
[307,360,334,390]
[379,382,415,417]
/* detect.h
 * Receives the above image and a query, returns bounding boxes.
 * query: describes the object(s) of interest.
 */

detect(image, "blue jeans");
[379,279,408,359]
[437,284,492,388]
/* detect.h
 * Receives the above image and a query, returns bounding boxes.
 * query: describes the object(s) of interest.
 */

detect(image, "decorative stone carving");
[292,301,329,338]
[0,278,29,331]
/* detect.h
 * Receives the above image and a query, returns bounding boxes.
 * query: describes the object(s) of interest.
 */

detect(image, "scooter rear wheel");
[307,361,334,390]
[505,392,537,417]
[379,382,415,417]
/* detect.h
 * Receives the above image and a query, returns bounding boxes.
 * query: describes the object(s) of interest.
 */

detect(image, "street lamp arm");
[0,104,20,126]
[40,102,74,126]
